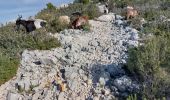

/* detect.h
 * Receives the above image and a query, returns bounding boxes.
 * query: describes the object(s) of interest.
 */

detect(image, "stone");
[115,20,124,27]
[78,69,84,76]
[97,13,115,22]
[68,80,78,91]
[93,96,100,100]
[130,29,139,40]
[99,77,106,87]
[115,15,124,20]
[105,64,125,78]
[107,47,114,54]
[127,40,138,47]
[87,79,92,85]
[89,40,98,47]
[40,58,55,66]
[113,76,132,92]
[82,75,88,81]
[7,92,21,100]
[58,92,66,100]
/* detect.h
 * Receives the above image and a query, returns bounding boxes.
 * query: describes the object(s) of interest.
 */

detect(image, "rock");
[93,96,100,100]
[99,77,106,87]
[97,13,115,22]
[40,58,55,66]
[89,40,98,47]
[24,78,31,91]
[82,75,88,81]
[104,88,110,95]
[115,20,124,27]
[127,40,138,47]
[78,69,84,76]
[58,92,66,100]
[115,15,124,20]
[68,80,78,91]
[130,29,139,40]
[107,47,114,54]
[105,64,125,78]
[7,92,22,100]
[87,79,92,85]
[113,76,132,92]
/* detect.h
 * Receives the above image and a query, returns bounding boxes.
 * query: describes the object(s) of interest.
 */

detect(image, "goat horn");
[18,15,22,18]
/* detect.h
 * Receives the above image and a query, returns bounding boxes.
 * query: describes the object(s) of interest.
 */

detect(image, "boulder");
[97,13,115,22]
[113,76,132,92]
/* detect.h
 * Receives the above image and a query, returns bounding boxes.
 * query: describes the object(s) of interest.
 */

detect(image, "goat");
[58,16,70,25]
[16,15,46,32]
[125,6,138,20]
[71,16,88,29]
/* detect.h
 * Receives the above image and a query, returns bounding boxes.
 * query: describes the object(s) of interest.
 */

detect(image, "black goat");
[16,16,46,33]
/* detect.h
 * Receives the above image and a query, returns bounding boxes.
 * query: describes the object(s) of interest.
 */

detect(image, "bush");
[81,4,101,19]
[46,2,56,10]
[46,18,69,33]
[82,22,91,31]
[36,3,100,33]
[127,31,170,99]
[0,53,19,85]
[0,24,60,85]
[74,0,90,4]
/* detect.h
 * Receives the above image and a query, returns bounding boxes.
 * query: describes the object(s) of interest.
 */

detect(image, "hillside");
[0,0,170,100]
[0,13,140,100]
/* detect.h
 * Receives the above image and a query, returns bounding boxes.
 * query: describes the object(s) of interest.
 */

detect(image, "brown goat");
[125,6,138,20]
[71,16,88,29]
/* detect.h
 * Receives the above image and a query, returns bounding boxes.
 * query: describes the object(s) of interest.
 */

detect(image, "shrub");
[0,53,19,85]
[0,24,60,85]
[74,0,90,4]
[36,3,99,33]
[127,32,170,99]
[82,22,91,31]
[46,2,56,10]
[46,18,69,33]
[82,4,101,19]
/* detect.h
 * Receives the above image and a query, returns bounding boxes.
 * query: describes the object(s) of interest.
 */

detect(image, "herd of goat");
[15,5,138,33]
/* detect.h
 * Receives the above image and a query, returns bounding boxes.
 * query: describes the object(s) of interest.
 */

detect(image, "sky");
[0,0,74,24]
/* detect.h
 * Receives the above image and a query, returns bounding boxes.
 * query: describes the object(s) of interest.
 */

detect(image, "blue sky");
[0,0,74,24]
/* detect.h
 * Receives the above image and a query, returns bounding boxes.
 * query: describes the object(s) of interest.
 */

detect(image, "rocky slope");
[0,13,140,100]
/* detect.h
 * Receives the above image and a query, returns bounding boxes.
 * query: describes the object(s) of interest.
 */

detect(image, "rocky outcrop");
[0,13,140,100]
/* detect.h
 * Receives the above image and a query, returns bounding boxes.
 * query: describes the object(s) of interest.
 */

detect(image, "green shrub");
[0,24,60,85]
[0,53,19,85]
[127,94,137,100]
[74,0,90,4]
[82,4,101,19]
[82,22,91,31]
[36,3,100,33]
[47,18,69,33]
[127,32,170,99]
[46,2,56,10]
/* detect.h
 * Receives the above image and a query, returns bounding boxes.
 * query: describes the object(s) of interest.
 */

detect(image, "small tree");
[46,2,56,10]
[74,0,90,4]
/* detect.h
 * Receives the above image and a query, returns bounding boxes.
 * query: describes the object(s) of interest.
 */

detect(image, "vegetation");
[0,23,60,85]
[114,0,170,99]
[74,0,91,4]
[36,2,101,32]
[0,1,100,85]
[46,3,56,10]
[1,0,170,99]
